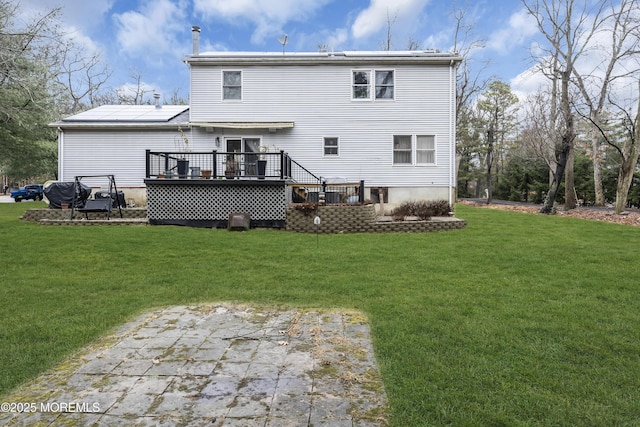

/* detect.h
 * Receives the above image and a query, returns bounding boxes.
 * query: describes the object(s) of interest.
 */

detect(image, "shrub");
[391,199,452,220]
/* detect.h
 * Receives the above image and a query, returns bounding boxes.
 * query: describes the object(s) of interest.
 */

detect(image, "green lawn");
[1,202,639,426]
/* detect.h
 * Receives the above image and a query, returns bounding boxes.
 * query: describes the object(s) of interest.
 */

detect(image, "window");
[416,135,435,164]
[324,137,339,156]
[375,70,394,99]
[393,135,412,164]
[393,135,436,165]
[223,71,242,100]
[352,70,370,100]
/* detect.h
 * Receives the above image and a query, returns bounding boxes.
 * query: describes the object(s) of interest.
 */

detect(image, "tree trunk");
[541,71,574,214]
[592,136,605,206]
[564,144,576,209]
[614,157,637,214]
[486,126,494,204]
[541,135,571,214]
[614,103,640,214]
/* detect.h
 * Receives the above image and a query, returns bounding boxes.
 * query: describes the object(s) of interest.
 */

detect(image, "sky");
[15,0,553,104]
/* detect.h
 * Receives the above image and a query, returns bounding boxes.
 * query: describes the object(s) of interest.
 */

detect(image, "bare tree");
[476,81,520,204]
[116,68,154,105]
[579,83,640,213]
[379,8,398,51]
[570,0,640,206]
[450,4,490,198]
[58,43,112,114]
[523,0,608,213]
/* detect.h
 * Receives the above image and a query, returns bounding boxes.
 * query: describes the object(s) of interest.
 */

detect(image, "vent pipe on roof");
[154,93,161,109]
[192,25,201,55]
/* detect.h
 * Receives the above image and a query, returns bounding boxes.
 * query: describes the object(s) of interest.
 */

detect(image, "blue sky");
[18,0,544,103]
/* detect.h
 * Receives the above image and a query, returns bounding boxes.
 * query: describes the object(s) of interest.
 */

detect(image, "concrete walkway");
[1,304,388,426]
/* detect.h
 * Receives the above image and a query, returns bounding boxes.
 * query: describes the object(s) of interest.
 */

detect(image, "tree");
[57,43,112,114]
[570,0,640,206]
[476,81,519,203]
[0,1,62,180]
[451,3,490,199]
[585,84,640,213]
[523,0,608,213]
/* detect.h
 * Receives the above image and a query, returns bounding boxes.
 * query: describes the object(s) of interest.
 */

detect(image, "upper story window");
[375,70,394,99]
[223,71,242,100]
[352,69,395,101]
[324,137,339,156]
[352,71,370,100]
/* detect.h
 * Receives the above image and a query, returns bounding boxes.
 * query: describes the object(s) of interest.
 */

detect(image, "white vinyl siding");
[189,62,455,189]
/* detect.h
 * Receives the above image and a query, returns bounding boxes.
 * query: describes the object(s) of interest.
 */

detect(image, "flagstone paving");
[0,303,388,426]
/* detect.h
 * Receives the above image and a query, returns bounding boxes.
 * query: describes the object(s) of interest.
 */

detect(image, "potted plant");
[257,146,269,179]
[175,126,190,178]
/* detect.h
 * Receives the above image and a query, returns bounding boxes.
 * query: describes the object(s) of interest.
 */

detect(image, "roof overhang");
[184,51,463,67]
[190,121,294,130]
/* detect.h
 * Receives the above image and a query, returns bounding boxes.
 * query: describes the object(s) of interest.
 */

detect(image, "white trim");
[57,128,64,181]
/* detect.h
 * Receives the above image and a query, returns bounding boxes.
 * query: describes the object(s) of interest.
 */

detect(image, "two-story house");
[51,27,461,209]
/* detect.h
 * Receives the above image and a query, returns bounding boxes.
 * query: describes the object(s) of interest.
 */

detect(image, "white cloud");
[114,0,188,60]
[193,0,334,45]
[17,0,116,31]
[487,8,538,54]
[351,0,430,40]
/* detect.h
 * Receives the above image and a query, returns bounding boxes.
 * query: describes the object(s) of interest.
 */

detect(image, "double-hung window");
[375,70,394,99]
[352,70,370,100]
[416,135,436,164]
[222,71,242,100]
[393,135,412,164]
[393,135,436,165]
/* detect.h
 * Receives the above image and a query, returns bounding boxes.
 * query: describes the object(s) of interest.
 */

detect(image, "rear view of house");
[185,27,461,206]
[52,28,461,212]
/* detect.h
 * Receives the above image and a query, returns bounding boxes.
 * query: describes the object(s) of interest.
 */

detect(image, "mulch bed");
[459,200,640,227]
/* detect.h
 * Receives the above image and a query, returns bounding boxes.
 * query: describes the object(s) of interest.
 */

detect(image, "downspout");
[448,60,456,208]
[57,127,64,181]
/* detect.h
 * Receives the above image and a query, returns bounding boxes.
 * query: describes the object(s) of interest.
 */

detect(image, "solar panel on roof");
[63,105,188,122]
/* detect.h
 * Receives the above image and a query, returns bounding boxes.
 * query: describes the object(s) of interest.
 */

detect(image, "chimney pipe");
[154,93,161,109]
[192,25,201,55]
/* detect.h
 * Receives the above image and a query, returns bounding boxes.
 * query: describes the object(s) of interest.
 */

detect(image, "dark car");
[10,184,44,202]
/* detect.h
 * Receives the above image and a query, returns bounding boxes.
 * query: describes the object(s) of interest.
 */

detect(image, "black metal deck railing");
[145,150,311,180]
[145,150,364,204]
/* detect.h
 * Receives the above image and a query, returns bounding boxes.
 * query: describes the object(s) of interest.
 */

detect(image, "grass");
[1,201,639,426]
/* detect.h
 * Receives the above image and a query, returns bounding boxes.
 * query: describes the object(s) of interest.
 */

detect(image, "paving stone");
[1,303,388,426]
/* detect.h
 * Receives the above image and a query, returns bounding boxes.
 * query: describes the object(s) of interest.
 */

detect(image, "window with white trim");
[416,135,436,164]
[352,70,370,100]
[222,71,242,100]
[323,137,339,156]
[393,135,437,165]
[375,70,394,99]
[393,135,412,164]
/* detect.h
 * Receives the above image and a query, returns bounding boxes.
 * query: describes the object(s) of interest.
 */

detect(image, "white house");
[52,28,461,207]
